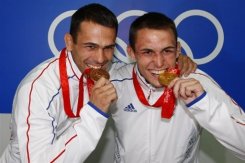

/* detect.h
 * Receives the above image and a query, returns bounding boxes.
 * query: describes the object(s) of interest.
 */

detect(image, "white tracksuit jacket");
[110,64,245,163]
[0,51,109,163]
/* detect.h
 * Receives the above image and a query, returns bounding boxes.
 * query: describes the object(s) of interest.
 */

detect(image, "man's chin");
[154,84,164,88]
[145,77,161,88]
[149,81,163,88]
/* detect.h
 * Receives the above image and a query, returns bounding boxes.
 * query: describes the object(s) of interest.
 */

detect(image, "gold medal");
[89,69,110,81]
[158,72,177,86]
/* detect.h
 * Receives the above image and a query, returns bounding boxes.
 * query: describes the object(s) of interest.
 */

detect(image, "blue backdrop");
[1,0,244,113]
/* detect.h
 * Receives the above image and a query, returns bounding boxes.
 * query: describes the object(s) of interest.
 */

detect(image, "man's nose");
[154,53,165,67]
[96,49,105,63]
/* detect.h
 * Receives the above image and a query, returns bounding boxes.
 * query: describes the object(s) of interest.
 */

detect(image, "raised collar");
[66,51,81,80]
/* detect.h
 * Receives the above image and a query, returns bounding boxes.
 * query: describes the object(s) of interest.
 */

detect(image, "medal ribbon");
[132,66,179,119]
[59,48,94,118]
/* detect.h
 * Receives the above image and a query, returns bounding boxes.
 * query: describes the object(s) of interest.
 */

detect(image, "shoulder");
[17,56,60,95]
[184,68,221,90]
[110,63,134,93]
[185,69,213,81]
[110,63,134,81]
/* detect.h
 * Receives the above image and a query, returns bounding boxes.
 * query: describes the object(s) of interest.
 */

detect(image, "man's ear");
[127,45,136,61]
[64,33,73,51]
[176,41,181,59]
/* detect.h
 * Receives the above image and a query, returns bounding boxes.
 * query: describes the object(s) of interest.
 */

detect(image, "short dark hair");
[70,3,118,43]
[129,12,178,50]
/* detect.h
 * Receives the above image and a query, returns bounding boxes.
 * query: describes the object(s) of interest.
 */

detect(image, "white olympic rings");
[48,9,224,65]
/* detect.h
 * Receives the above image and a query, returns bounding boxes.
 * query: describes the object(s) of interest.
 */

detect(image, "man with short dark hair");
[110,12,245,163]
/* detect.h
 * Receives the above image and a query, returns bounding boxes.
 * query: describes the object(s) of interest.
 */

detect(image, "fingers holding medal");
[88,68,117,113]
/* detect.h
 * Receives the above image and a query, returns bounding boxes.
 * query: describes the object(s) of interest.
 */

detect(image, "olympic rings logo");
[48,9,224,65]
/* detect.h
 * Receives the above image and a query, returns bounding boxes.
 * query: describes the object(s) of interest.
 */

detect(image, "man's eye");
[104,46,115,51]
[103,47,115,53]
[142,51,153,55]
[85,45,96,50]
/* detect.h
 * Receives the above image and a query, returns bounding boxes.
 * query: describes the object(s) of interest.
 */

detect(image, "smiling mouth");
[151,69,166,76]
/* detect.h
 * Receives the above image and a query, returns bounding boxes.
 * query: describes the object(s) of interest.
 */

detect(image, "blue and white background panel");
[0,1,244,162]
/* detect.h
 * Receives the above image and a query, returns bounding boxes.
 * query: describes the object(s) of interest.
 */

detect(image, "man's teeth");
[151,70,166,75]
[87,65,102,69]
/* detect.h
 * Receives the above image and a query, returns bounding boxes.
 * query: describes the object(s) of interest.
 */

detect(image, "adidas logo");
[123,103,137,112]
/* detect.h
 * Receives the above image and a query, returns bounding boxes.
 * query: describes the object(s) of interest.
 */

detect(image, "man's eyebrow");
[139,48,153,52]
[82,42,115,48]
[104,44,116,48]
[83,42,98,46]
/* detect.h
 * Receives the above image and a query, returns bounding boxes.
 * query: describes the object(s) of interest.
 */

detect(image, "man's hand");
[177,54,197,77]
[89,77,117,113]
[168,77,204,104]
